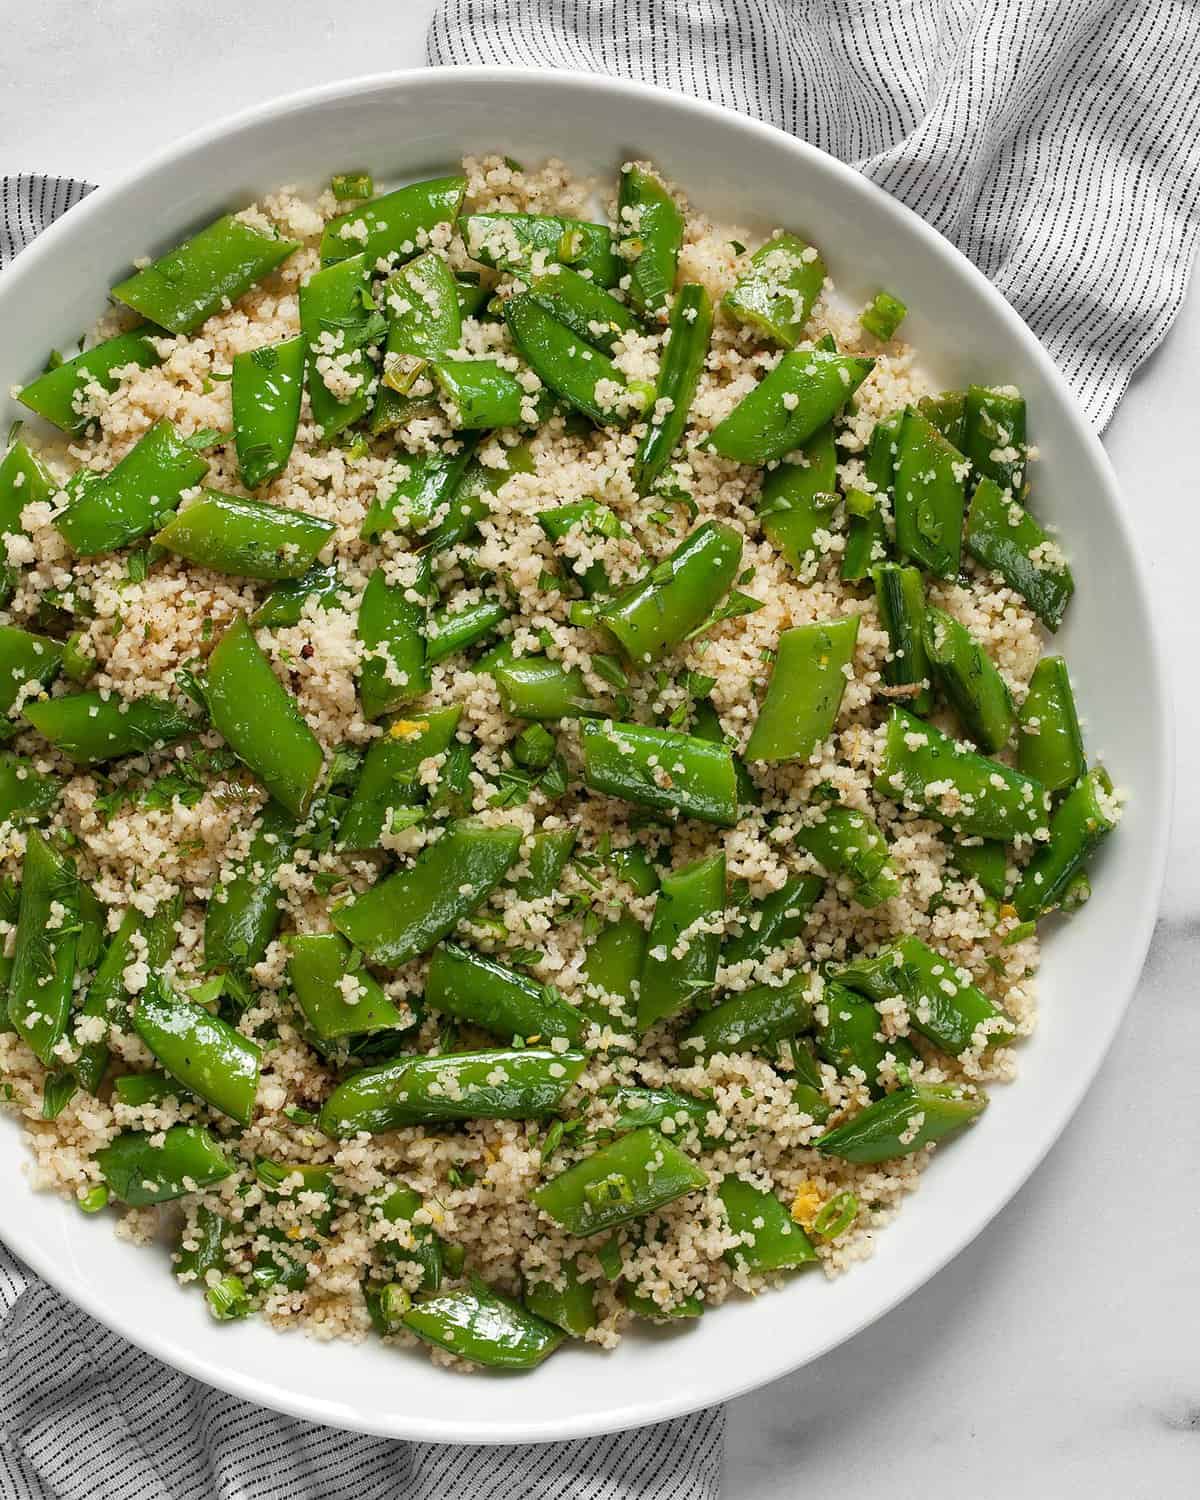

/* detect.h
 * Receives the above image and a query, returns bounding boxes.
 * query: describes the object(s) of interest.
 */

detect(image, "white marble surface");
[4,2,1198,1492]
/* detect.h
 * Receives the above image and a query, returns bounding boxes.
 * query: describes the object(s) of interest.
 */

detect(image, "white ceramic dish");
[0,68,1171,1444]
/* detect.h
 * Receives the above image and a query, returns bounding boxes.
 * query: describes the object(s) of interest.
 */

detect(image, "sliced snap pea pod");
[963,385,1027,494]
[793,803,900,908]
[815,982,918,1095]
[204,799,296,972]
[1017,655,1084,792]
[402,1277,564,1369]
[207,615,324,816]
[744,615,859,763]
[493,656,602,721]
[722,234,826,347]
[337,706,461,851]
[23,691,191,764]
[964,477,1074,630]
[815,1082,986,1164]
[893,406,967,580]
[511,827,576,901]
[377,1183,444,1291]
[77,885,106,971]
[56,420,209,556]
[635,282,712,489]
[231,336,305,489]
[623,1288,703,1322]
[0,441,55,601]
[361,442,478,541]
[73,907,140,1093]
[597,520,743,663]
[875,706,1050,842]
[949,838,1010,900]
[865,408,902,494]
[788,1035,832,1123]
[0,750,61,826]
[538,498,625,597]
[112,215,297,334]
[426,599,509,665]
[423,443,535,555]
[533,1126,707,1236]
[357,559,432,720]
[112,1069,185,1109]
[923,605,1015,753]
[175,1205,229,1281]
[709,351,873,466]
[97,1124,234,1205]
[524,1256,598,1338]
[321,174,466,267]
[606,843,661,897]
[874,563,932,715]
[917,390,966,448]
[300,252,381,438]
[61,631,95,685]
[601,1085,711,1137]
[1012,766,1118,921]
[373,251,463,434]
[319,1046,585,1136]
[134,974,261,1124]
[154,489,334,580]
[720,1176,817,1272]
[251,561,343,629]
[756,423,839,574]
[0,626,64,723]
[333,818,522,967]
[841,487,889,582]
[526,265,638,353]
[505,293,650,427]
[683,973,814,1058]
[8,830,79,1066]
[581,719,739,827]
[286,931,410,1041]
[433,359,525,430]
[860,290,907,342]
[19,328,162,433]
[425,943,585,1046]
[581,914,646,1026]
[617,164,684,321]
[638,850,726,1029]
[722,873,823,970]
[464,211,619,287]
[835,935,1014,1055]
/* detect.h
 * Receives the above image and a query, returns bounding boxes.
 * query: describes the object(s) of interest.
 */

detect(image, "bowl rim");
[0,64,1174,1444]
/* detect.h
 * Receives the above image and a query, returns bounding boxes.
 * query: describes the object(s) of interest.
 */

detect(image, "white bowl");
[0,67,1171,1444]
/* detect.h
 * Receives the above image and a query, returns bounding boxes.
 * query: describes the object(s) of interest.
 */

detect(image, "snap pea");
[722,234,826,347]
[505,293,650,427]
[373,251,463,433]
[73,907,139,1093]
[426,599,509,665]
[402,1278,564,1369]
[433,359,526,430]
[23,691,191,764]
[793,803,900,907]
[581,720,739,827]
[511,827,576,901]
[0,626,64,723]
[708,351,873,466]
[56,420,209,556]
[638,850,725,1029]
[425,943,585,1046]
[538,498,625,597]
[923,605,1015,753]
[963,385,1027,493]
[206,615,324,817]
[634,283,712,489]
[683,973,814,1058]
[1017,655,1084,792]
[835,935,1014,1055]
[112,215,297,334]
[949,838,1010,900]
[756,424,839,574]
[19,328,162,433]
[1012,767,1118,921]
[61,631,96,685]
[524,1256,598,1338]
[624,1289,703,1322]
[873,563,932,715]
[332,818,522,966]
[964,477,1074,630]
[360,442,478,541]
[860,290,907,342]
[893,406,967,579]
[865,408,902,493]
[97,1124,234,1205]
[357,559,432,720]
[204,799,296,972]
[321,175,465,266]
[337,706,461,851]
[423,443,535,555]
[720,1176,818,1272]
[533,1126,707,1236]
[319,1046,585,1136]
[286,931,411,1041]
[251,561,344,628]
[840,487,887,582]
[601,1085,711,1138]
[113,1070,183,1109]
[133,974,261,1124]
[77,885,105,971]
[231,336,305,489]
[617,164,684,321]
[875,706,1051,842]
[0,750,61,825]
[464,211,619,286]
[597,521,742,663]
[917,390,966,447]
[8,830,79,1066]
[722,873,823,970]
[495,656,607,721]
[526,266,638,353]
[788,1035,832,1123]
[815,982,918,1095]
[175,1205,229,1282]
[154,490,334,580]
[744,615,859,763]
[815,1082,986,1163]
[0,440,55,601]
[377,1183,444,1291]
[300,252,381,438]
[581,914,646,1026]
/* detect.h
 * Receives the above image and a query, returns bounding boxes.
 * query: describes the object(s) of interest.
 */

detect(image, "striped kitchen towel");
[429,0,1200,429]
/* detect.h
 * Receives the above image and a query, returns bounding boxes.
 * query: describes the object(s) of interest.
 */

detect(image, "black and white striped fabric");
[429,0,1200,429]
